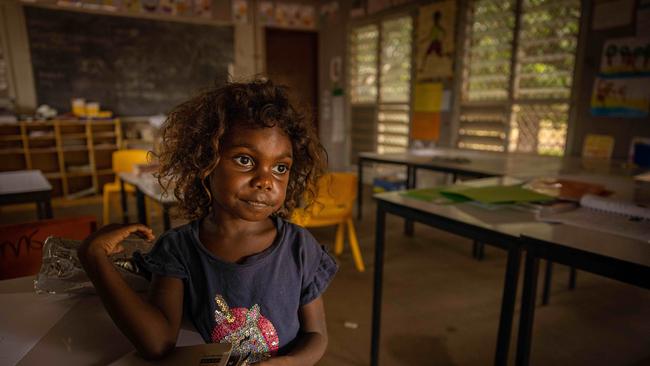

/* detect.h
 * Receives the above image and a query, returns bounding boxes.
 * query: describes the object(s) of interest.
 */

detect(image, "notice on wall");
[600,37,650,76]
[591,76,650,117]
[232,0,248,24]
[411,82,443,141]
[416,0,456,80]
[592,0,634,30]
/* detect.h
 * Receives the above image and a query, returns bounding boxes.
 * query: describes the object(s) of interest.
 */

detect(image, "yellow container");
[85,102,100,117]
[71,98,86,117]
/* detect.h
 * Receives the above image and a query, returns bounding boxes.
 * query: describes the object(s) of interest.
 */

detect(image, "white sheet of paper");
[592,0,634,29]
[0,293,78,365]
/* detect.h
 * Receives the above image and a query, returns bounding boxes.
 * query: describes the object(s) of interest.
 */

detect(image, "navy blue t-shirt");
[134,217,338,363]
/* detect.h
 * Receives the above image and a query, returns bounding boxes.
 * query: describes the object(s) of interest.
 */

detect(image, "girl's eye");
[234,156,253,167]
[272,164,289,175]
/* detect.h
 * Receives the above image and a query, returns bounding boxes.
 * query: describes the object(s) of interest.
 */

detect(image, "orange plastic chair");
[0,216,97,280]
[102,149,156,225]
[291,173,365,272]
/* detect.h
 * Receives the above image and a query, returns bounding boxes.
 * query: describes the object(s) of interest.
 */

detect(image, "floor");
[1,186,649,366]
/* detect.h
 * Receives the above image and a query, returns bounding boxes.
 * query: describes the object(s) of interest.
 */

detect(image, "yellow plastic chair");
[291,173,365,272]
[103,149,155,225]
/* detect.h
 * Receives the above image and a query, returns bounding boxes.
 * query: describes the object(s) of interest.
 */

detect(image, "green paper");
[440,185,554,204]
[401,187,470,203]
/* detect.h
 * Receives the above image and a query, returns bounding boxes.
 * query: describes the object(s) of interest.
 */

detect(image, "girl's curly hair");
[155,79,327,221]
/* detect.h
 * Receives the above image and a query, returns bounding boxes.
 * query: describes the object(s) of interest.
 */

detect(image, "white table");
[0,276,203,365]
[119,172,176,230]
[0,170,53,219]
[370,175,649,366]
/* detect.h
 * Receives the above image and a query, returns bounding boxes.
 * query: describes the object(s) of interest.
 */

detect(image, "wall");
[568,0,650,158]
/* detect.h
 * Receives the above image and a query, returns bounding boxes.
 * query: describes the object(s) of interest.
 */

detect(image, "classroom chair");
[102,149,157,225]
[0,216,97,280]
[291,173,365,272]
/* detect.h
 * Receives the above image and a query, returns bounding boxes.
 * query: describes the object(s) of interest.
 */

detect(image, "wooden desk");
[119,172,176,230]
[515,226,650,366]
[0,170,53,219]
[0,276,203,365]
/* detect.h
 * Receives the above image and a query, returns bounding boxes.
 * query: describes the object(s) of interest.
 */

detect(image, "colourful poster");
[416,0,456,80]
[411,112,440,141]
[600,37,650,76]
[232,0,248,24]
[414,82,443,112]
[411,82,443,141]
[258,1,274,25]
[591,76,650,117]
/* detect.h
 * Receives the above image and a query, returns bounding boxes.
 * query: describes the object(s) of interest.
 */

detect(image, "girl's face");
[208,124,293,222]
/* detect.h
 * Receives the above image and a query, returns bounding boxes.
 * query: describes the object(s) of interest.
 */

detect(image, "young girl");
[78,79,337,365]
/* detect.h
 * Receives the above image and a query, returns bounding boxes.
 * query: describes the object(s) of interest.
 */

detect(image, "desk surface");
[359,149,638,178]
[0,170,52,195]
[120,172,176,204]
[375,176,650,268]
[0,276,202,365]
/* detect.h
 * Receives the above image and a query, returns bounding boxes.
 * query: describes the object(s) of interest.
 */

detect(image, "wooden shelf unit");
[0,119,122,198]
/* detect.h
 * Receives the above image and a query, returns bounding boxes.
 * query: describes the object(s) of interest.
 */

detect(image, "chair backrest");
[314,172,358,205]
[0,216,97,280]
[112,149,151,180]
[582,134,614,159]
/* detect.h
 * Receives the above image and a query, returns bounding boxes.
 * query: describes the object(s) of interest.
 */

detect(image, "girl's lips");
[242,199,272,208]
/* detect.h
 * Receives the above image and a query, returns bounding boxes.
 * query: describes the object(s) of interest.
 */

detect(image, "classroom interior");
[1,0,649,365]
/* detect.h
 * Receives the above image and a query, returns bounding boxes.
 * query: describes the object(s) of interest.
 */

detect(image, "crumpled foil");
[34,236,153,294]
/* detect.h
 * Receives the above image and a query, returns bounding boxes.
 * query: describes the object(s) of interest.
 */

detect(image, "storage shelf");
[0,119,122,198]
[0,148,25,154]
[61,133,87,139]
[30,147,58,154]
[0,135,22,141]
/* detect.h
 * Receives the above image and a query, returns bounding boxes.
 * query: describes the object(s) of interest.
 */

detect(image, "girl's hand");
[78,223,155,260]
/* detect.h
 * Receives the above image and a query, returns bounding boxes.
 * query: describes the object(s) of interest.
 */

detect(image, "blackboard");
[25,6,233,116]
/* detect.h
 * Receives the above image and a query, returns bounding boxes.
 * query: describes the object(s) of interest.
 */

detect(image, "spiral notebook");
[538,194,650,242]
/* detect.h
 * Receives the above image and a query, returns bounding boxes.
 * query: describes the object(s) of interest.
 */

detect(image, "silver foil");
[34,236,152,294]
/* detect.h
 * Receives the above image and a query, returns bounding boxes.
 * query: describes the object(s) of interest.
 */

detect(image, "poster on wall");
[232,0,248,24]
[591,76,650,117]
[416,0,456,80]
[600,37,650,76]
[258,1,274,25]
[411,82,443,141]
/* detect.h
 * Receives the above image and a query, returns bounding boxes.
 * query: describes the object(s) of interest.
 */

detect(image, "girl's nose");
[252,171,273,191]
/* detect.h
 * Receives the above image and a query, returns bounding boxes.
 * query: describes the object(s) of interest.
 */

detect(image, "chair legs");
[346,218,365,272]
[334,222,345,255]
[331,219,365,272]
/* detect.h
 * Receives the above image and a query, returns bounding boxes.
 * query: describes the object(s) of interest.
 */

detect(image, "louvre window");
[459,0,581,156]
[349,15,413,161]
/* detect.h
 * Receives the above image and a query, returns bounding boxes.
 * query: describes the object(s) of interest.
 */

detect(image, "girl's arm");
[260,296,328,366]
[78,224,184,359]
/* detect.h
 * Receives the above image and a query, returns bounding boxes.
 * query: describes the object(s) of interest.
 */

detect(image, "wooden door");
[265,29,318,132]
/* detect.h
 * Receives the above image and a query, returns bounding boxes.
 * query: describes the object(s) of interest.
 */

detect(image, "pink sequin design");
[211,295,279,363]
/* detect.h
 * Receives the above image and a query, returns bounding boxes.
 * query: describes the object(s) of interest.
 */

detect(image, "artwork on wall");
[592,0,634,30]
[232,0,248,24]
[591,76,650,117]
[416,0,455,80]
[411,82,443,141]
[600,37,650,76]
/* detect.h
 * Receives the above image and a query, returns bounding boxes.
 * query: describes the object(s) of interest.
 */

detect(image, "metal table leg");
[135,188,147,226]
[516,251,540,366]
[120,178,129,224]
[542,260,553,305]
[494,245,522,366]
[370,204,387,366]
[357,159,364,220]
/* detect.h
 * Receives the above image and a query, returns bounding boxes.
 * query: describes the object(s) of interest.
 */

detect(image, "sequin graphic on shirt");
[211,294,279,364]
